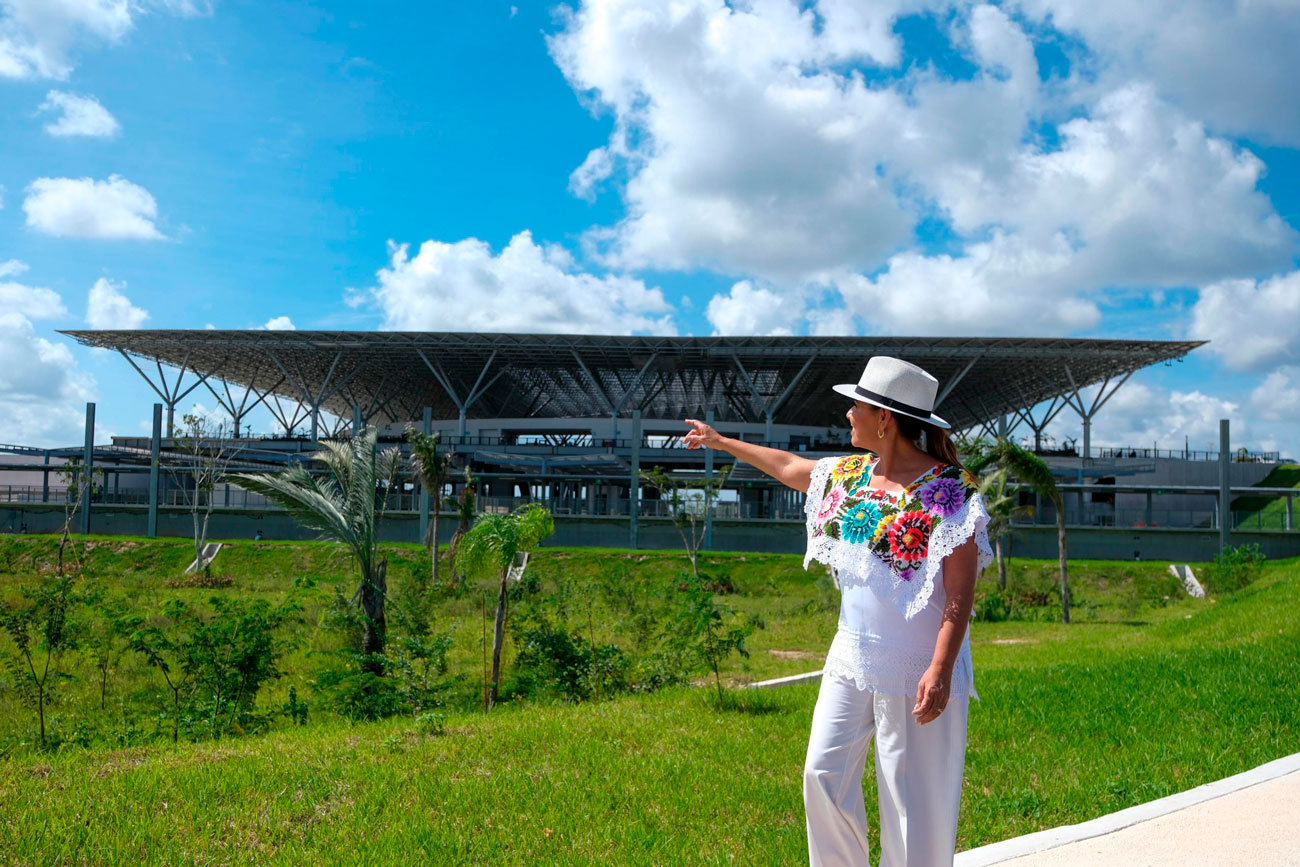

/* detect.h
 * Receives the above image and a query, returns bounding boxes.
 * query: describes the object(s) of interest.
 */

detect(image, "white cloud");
[1245,365,1300,457]
[1189,271,1300,371]
[0,0,133,80]
[0,311,95,446]
[363,230,676,335]
[1039,378,1243,455]
[85,277,149,328]
[705,281,794,336]
[23,174,165,240]
[1015,0,1300,145]
[0,260,67,320]
[0,0,207,81]
[549,0,920,282]
[262,315,295,330]
[805,304,857,337]
[549,2,1294,296]
[38,89,120,137]
[925,84,1295,290]
[835,231,1101,336]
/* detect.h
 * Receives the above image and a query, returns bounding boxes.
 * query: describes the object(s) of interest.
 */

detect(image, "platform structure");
[2,330,1293,556]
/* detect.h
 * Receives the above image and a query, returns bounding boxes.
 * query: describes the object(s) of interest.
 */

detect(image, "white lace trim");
[803,456,995,621]
[821,629,976,700]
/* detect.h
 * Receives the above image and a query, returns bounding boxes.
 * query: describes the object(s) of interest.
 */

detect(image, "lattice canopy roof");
[58,330,1206,432]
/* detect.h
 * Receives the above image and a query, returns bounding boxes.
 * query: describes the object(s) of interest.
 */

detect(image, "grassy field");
[1233,463,1300,529]
[1,536,1298,864]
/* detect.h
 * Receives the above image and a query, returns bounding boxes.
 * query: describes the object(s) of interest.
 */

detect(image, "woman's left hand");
[912,664,952,725]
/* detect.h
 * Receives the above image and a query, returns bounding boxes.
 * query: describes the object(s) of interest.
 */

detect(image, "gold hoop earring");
[876,427,885,439]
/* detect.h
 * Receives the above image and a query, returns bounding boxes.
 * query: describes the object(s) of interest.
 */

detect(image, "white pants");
[803,673,969,867]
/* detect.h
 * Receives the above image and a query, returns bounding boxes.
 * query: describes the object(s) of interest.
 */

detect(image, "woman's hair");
[894,412,964,471]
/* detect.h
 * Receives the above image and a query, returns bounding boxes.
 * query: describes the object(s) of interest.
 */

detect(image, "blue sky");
[1,0,1298,459]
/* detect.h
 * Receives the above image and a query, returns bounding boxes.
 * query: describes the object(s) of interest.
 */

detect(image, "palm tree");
[453,502,554,707]
[406,428,451,589]
[968,438,1071,622]
[229,428,400,671]
[446,465,478,585]
[976,466,1033,589]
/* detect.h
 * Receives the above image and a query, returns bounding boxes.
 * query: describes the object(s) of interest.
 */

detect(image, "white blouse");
[803,455,991,700]
[825,555,977,700]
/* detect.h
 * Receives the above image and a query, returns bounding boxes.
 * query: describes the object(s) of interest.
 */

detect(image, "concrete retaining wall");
[3,503,1297,561]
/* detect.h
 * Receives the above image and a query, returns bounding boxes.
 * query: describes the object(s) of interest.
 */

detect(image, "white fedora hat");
[831,355,951,429]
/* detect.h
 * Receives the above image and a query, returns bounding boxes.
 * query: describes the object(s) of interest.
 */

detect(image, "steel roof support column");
[417,348,501,437]
[80,402,95,535]
[1063,366,1133,462]
[116,348,217,437]
[206,373,283,439]
[629,409,641,550]
[419,407,431,545]
[148,403,162,538]
[705,409,715,550]
[1219,419,1231,552]
[352,406,363,436]
[934,355,979,411]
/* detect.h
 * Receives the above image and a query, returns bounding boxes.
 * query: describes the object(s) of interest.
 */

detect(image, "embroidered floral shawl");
[803,452,993,620]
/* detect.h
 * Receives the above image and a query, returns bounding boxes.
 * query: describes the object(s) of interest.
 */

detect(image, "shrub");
[662,571,763,706]
[1204,543,1266,594]
[313,653,407,721]
[414,711,446,736]
[512,619,631,702]
[974,589,1012,622]
[130,594,300,741]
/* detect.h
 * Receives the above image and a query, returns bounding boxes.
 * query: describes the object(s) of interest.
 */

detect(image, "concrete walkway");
[956,753,1300,867]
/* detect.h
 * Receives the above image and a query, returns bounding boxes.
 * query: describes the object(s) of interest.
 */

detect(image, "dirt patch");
[768,649,819,660]
[987,638,1036,645]
[83,540,143,554]
[164,572,235,588]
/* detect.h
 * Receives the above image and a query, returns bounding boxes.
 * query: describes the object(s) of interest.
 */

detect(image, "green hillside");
[1,537,1297,863]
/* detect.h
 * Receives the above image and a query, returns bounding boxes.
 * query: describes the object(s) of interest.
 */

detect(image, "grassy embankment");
[1233,463,1300,529]
[1,536,1297,863]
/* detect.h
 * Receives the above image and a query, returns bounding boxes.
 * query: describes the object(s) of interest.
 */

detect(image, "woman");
[684,355,992,867]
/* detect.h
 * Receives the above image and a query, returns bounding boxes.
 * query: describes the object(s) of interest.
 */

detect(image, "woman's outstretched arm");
[682,417,818,493]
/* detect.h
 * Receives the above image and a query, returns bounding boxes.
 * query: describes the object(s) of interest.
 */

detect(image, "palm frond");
[315,439,356,494]
[454,513,518,581]
[406,429,449,492]
[511,502,555,550]
[376,446,401,491]
[228,469,357,551]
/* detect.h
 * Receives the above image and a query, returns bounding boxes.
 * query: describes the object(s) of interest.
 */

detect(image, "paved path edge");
[954,751,1300,866]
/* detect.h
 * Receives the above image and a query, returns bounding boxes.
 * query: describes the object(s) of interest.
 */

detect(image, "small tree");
[174,412,245,578]
[53,457,95,576]
[86,593,140,711]
[976,467,1032,589]
[407,428,452,589]
[662,572,761,706]
[446,465,479,585]
[130,595,300,741]
[639,464,732,582]
[454,503,555,708]
[969,438,1071,622]
[129,599,193,744]
[230,427,401,672]
[0,572,87,747]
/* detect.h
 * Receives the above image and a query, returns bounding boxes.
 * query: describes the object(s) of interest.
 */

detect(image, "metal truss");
[60,330,1207,434]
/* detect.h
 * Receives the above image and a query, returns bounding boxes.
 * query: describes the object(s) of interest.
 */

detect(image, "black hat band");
[853,385,932,420]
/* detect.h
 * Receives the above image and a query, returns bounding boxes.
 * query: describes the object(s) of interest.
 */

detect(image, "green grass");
[1232,463,1300,529]
[1,537,1298,864]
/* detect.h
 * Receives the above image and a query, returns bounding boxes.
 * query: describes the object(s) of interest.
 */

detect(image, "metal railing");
[2,483,1293,530]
